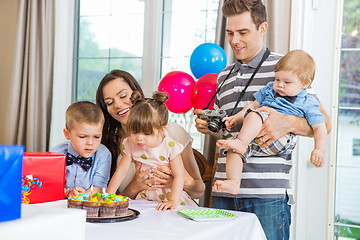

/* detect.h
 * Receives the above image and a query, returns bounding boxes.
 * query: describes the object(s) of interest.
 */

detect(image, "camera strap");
[203,48,271,116]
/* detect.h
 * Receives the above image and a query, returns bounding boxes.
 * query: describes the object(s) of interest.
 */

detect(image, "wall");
[0,0,18,143]
[290,0,338,239]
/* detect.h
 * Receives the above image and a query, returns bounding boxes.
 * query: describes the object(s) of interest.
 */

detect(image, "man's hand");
[256,106,295,148]
[194,109,210,134]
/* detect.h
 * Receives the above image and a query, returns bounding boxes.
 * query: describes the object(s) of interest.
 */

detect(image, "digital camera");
[199,109,227,133]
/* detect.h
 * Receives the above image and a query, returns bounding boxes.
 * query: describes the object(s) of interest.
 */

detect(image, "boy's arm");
[106,154,132,194]
[91,149,112,190]
[231,100,260,125]
[312,123,327,153]
[257,103,331,148]
[310,122,327,168]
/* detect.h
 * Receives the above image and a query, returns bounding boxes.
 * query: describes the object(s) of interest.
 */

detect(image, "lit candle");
[102,187,106,201]
[90,185,93,194]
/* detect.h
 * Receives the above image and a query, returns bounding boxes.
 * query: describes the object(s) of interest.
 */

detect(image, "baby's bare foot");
[216,139,247,154]
[213,179,240,195]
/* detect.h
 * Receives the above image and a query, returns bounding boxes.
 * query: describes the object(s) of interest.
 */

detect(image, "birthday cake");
[67,192,129,218]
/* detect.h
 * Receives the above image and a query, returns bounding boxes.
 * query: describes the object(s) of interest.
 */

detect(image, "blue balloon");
[190,43,227,79]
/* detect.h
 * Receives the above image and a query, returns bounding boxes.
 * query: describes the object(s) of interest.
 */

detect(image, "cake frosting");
[67,192,129,217]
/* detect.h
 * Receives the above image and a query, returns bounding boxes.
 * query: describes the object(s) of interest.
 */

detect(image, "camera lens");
[208,121,221,133]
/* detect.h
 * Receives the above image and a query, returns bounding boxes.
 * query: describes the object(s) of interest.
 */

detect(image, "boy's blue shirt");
[50,141,111,190]
[254,82,325,126]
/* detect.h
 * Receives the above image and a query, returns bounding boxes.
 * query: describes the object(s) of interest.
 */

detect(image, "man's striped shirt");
[212,46,295,203]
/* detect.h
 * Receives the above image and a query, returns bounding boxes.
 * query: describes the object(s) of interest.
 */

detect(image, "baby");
[215,50,327,194]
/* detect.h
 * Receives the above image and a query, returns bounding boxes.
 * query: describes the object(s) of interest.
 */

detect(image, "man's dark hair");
[222,0,267,29]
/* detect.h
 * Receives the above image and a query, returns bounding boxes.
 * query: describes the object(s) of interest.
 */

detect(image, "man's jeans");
[212,196,291,240]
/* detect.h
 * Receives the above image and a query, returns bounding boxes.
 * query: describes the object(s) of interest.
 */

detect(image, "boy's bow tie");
[66,152,93,171]
[274,92,298,103]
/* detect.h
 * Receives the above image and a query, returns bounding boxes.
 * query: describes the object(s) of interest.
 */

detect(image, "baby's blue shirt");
[254,82,325,125]
[50,141,111,190]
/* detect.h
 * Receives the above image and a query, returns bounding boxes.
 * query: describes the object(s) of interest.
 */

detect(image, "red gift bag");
[22,152,66,204]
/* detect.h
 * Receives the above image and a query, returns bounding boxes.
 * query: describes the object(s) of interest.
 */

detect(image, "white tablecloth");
[87,199,266,240]
[0,199,266,240]
[0,201,86,240]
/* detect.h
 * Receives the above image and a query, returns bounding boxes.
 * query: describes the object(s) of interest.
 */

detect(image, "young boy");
[214,50,327,194]
[51,101,111,198]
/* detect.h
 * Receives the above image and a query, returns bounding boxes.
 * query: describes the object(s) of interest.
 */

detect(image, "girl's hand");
[150,166,173,189]
[156,200,177,211]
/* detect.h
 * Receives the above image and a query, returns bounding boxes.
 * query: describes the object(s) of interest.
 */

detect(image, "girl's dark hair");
[127,91,169,135]
[96,69,144,177]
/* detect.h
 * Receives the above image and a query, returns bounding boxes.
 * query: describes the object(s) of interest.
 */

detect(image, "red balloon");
[192,73,218,110]
[158,71,195,114]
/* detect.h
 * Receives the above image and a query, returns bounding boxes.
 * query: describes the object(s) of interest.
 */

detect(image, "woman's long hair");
[96,69,144,176]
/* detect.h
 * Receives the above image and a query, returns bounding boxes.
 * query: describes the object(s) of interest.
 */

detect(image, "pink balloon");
[158,71,195,113]
[192,73,218,110]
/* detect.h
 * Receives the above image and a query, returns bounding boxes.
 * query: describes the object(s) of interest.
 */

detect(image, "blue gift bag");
[0,145,24,222]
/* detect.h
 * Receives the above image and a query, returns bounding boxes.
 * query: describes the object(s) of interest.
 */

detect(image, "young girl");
[106,91,197,211]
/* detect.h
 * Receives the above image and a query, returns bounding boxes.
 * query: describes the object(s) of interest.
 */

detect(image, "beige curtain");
[2,0,55,151]
[263,0,291,55]
[201,0,292,206]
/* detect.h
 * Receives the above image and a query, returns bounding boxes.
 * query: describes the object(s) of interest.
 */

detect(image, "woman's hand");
[120,162,154,198]
[150,165,174,189]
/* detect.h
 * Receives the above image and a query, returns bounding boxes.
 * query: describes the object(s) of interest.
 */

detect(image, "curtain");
[2,0,55,151]
[263,0,291,55]
[201,0,292,206]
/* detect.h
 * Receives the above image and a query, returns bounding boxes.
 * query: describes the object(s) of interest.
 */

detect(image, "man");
[194,0,331,239]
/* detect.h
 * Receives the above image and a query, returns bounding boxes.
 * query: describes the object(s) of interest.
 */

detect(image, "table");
[0,201,86,240]
[89,199,266,240]
[0,200,266,240]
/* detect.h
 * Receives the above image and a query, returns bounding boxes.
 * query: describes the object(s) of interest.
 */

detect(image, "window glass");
[334,0,360,238]
[160,0,219,150]
[75,0,220,152]
[161,0,218,77]
[76,0,145,102]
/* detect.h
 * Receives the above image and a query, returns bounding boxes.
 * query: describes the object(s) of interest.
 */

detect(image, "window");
[334,0,360,238]
[353,139,360,156]
[74,0,220,151]
[76,0,145,101]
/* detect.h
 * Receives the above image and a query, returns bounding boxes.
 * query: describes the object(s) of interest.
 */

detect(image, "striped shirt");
[212,46,296,203]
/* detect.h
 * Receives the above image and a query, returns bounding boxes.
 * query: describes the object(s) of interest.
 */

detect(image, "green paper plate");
[177,209,237,221]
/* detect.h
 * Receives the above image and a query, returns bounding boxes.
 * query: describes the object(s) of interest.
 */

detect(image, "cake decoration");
[67,192,129,218]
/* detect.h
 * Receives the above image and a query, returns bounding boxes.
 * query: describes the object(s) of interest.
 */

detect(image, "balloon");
[158,71,195,114]
[190,43,227,79]
[192,73,218,110]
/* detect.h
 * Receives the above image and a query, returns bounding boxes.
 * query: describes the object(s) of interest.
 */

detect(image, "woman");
[96,69,205,199]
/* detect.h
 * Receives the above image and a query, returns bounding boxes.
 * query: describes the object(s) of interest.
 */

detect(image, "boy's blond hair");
[65,101,104,130]
[275,49,315,85]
